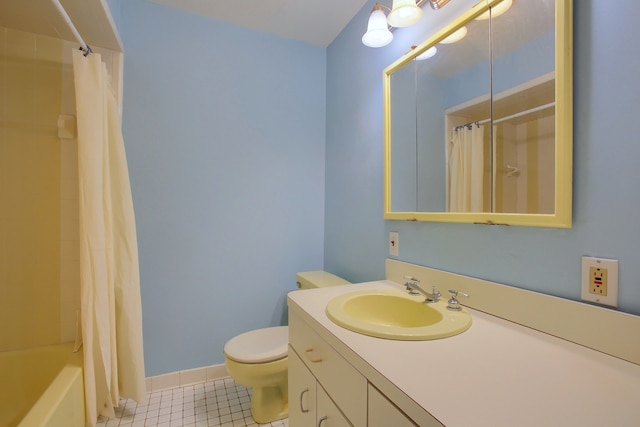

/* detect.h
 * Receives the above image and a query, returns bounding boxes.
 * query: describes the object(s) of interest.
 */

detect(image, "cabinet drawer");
[290,312,367,426]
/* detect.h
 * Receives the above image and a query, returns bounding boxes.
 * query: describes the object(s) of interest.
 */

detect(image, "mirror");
[383,0,573,227]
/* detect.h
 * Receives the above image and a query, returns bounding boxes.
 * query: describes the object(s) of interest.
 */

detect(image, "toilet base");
[250,383,289,423]
[224,356,289,424]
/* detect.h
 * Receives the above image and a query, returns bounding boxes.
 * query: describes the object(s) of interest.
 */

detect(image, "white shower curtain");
[447,125,485,212]
[73,49,146,426]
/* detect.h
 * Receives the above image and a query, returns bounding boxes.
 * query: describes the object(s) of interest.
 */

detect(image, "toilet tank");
[296,271,350,290]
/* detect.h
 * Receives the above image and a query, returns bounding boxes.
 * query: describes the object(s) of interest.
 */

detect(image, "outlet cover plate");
[581,256,619,307]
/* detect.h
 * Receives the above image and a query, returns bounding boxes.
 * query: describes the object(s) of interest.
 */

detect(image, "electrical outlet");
[588,266,607,295]
[389,232,399,256]
[581,256,618,307]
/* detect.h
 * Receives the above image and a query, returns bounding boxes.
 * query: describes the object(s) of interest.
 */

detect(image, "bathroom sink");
[325,289,471,340]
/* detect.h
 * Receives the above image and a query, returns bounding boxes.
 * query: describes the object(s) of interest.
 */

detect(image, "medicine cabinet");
[383,0,573,227]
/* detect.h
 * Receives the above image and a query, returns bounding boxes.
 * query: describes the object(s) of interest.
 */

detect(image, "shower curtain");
[447,125,485,212]
[72,49,146,425]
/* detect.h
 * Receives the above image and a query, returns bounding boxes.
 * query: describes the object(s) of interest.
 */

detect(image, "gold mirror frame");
[383,0,573,227]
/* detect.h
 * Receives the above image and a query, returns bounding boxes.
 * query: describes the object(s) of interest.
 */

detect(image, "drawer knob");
[305,348,323,363]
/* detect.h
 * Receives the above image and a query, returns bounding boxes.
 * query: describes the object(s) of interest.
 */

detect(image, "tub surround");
[0,343,84,427]
[287,261,640,426]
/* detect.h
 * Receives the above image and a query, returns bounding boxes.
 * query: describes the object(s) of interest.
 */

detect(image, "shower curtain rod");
[454,101,556,131]
[50,0,92,56]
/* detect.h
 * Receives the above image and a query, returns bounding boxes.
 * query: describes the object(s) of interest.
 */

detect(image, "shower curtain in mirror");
[447,125,485,212]
[73,49,146,426]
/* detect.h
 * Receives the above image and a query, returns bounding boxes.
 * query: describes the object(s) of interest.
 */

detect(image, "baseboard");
[145,363,229,393]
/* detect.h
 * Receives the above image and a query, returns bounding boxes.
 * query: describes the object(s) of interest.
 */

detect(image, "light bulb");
[416,46,437,60]
[440,26,467,44]
[477,0,513,20]
[387,0,423,28]
[362,9,394,48]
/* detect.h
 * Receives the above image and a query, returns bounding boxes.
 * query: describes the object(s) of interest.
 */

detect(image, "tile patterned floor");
[96,377,288,427]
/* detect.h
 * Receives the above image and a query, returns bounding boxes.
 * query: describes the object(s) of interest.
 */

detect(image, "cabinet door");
[317,386,351,427]
[368,384,417,427]
[289,346,316,426]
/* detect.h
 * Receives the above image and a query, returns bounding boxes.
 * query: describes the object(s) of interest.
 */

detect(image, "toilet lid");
[224,326,288,364]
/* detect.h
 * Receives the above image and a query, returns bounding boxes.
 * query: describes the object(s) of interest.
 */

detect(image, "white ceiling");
[148,0,370,48]
[0,0,366,50]
[0,1,543,56]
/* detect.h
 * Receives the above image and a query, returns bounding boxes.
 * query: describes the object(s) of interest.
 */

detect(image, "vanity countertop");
[287,280,640,426]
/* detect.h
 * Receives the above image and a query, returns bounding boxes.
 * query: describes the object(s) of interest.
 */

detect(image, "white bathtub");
[0,343,84,427]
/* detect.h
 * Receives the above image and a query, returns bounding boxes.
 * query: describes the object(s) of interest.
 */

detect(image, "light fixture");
[428,0,450,10]
[440,26,467,44]
[416,46,437,60]
[362,4,394,47]
[476,0,513,20]
[387,0,423,28]
[363,0,449,48]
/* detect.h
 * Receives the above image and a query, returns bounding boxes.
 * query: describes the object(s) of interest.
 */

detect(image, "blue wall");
[111,0,640,377]
[115,0,326,376]
[325,0,640,315]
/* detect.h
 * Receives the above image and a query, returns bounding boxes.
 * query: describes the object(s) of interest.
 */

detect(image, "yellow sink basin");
[325,289,471,340]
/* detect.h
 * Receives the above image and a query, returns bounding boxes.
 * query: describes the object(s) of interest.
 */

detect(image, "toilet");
[223,271,350,423]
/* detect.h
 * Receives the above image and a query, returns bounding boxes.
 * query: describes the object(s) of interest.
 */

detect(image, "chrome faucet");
[447,289,469,311]
[403,276,441,303]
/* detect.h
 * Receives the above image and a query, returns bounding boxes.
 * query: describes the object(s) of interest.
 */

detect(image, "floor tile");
[95,378,288,427]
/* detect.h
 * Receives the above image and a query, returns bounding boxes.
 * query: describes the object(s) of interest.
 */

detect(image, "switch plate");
[581,256,618,307]
[389,232,399,256]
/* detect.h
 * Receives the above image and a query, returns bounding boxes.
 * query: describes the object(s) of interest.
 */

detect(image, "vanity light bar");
[428,0,450,10]
[363,0,438,48]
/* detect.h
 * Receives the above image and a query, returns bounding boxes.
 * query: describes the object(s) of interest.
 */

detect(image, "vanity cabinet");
[289,310,366,425]
[289,310,423,426]
[288,347,317,426]
[289,348,350,426]
[315,381,351,427]
[367,384,417,427]
[288,272,640,426]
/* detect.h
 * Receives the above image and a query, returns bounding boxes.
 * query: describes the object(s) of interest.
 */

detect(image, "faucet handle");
[403,275,420,295]
[447,290,469,311]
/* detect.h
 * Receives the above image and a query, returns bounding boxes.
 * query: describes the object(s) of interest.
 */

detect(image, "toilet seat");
[224,326,288,363]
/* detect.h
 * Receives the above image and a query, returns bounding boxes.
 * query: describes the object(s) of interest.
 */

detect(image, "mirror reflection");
[390,12,491,212]
[384,0,571,226]
[490,0,555,213]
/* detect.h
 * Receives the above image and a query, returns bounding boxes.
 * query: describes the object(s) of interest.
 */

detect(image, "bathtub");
[0,342,84,427]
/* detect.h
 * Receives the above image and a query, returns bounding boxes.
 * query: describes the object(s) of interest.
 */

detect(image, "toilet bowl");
[224,326,289,423]
[223,271,350,423]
